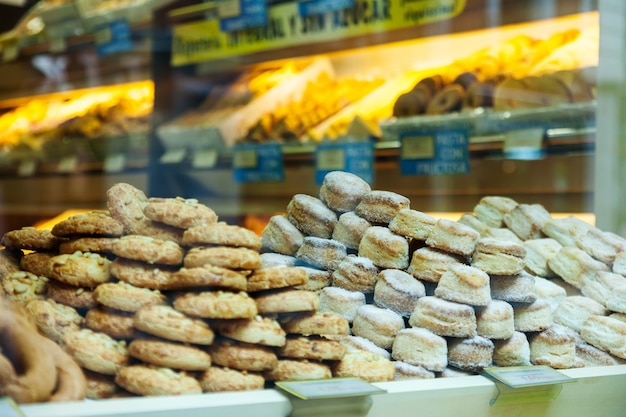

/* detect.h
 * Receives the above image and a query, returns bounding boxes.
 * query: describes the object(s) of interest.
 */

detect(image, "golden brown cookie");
[199,366,265,392]
[279,311,350,336]
[109,258,177,290]
[331,351,395,382]
[144,197,218,229]
[19,252,53,277]
[94,281,167,313]
[208,338,277,371]
[277,335,346,361]
[106,183,148,232]
[85,306,137,339]
[264,359,332,381]
[83,369,121,399]
[61,328,129,375]
[213,316,286,347]
[115,365,202,396]
[0,248,22,279]
[58,237,119,255]
[355,190,410,225]
[173,291,258,319]
[425,218,480,257]
[260,215,304,256]
[46,280,98,309]
[128,338,212,371]
[254,289,319,315]
[51,211,125,237]
[182,223,262,250]
[1,271,49,304]
[184,246,261,270]
[388,209,437,241]
[246,266,308,292]
[164,265,248,291]
[1,227,62,252]
[49,252,112,288]
[134,304,215,345]
[25,298,83,342]
[286,194,338,239]
[112,235,184,266]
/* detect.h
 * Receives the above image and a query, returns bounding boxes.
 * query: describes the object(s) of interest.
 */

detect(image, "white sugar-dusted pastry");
[391,328,448,372]
[492,331,531,367]
[407,247,464,283]
[352,304,405,350]
[548,246,610,289]
[319,286,366,323]
[434,264,491,306]
[473,196,518,228]
[552,295,608,333]
[426,218,480,257]
[503,203,551,241]
[409,296,477,338]
[373,269,425,317]
[542,216,594,248]
[447,335,494,373]
[523,238,563,277]
[358,226,409,270]
[513,299,553,332]
[581,315,626,359]
[529,324,577,369]
[471,237,526,276]
[388,209,437,241]
[476,300,515,340]
[490,271,537,304]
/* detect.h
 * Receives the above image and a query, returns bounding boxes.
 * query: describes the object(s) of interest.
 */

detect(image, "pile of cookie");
[0,183,368,401]
[261,171,626,379]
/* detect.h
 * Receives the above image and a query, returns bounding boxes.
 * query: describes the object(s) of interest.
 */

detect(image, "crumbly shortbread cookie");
[576,227,626,265]
[182,223,262,250]
[407,247,464,283]
[277,335,347,361]
[542,215,594,248]
[106,182,148,233]
[483,227,523,243]
[391,327,448,372]
[447,335,494,373]
[246,266,308,292]
[425,218,480,257]
[576,340,625,367]
[548,246,610,289]
[319,286,365,323]
[533,276,568,312]
[166,265,248,291]
[409,296,477,338]
[473,196,518,228]
[457,213,490,236]
[112,235,184,266]
[254,289,320,315]
[144,197,218,229]
[471,237,526,276]
[354,190,410,225]
[296,236,347,271]
[115,365,202,396]
[295,267,332,292]
[279,311,350,336]
[94,281,167,312]
[109,258,176,290]
[352,304,405,350]
[59,237,119,255]
[358,226,409,269]
[213,316,286,347]
[20,252,53,277]
[529,324,577,369]
[503,203,551,241]
[134,304,215,345]
[332,212,372,251]
[492,331,531,367]
[1,270,49,304]
[260,215,304,256]
[490,271,537,304]
[128,338,212,371]
[319,171,371,213]
[49,251,112,287]
[523,238,562,277]
[581,315,626,359]
[85,306,137,339]
[84,369,120,399]
[373,268,425,317]
[132,220,184,244]
[332,351,395,382]
[476,299,515,340]
[260,252,297,268]
[331,255,379,293]
[434,264,491,307]
[46,280,98,309]
[552,295,608,333]
[173,291,258,319]
[199,366,265,392]
[388,209,437,241]
[393,361,436,380]
[287,194,338,238]
[51,211,125,237]
[61,328,129,375]
[513,299,553,332]
[209,338,278,371]
[613,251,626,276]
[264,359,332,381]
[25,298,83,342]
[1,227,62,252]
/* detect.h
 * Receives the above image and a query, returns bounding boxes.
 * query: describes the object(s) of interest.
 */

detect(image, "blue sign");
[220,0,267,32]
[315,141,374,185]
[298,0,355,16]
[96,20,133,56]
[399,129,469,176]
[232,142,284,182]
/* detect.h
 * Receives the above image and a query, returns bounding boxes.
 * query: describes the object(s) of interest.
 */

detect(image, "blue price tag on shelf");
[96,19,133,56]
[298,0,354,16]
[315,141,374,185]
[233,143,284,182]
[219,0,267,32]
[400,129,469,176]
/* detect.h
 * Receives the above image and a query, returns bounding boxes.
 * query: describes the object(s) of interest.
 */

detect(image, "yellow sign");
[172,0,466,66]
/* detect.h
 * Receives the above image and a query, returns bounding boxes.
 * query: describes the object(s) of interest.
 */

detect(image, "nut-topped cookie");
[51,211,125,237]
[144,197,218,229]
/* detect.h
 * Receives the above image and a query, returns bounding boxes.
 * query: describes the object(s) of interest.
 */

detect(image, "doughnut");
[358,226,409,269]
[246,266,308,292]
[392,90,428,117]
[492,331,531,367]
[447,335,494,373]
[296,236,347,271]
[331,351,395,382]
[1,271,49,305]
[529,324,577,369]
[294,266,331,291]
[134,304,215,345]
[490,270,537,304]
[457,213,490,235]
[184,246,261,270]
[279,311,350,336]
[319,171,372,213]
[144,196,218,229]
[354,190,410,225]
[182,223,262,250]
[25,298,83,343]
[260,215,304,256]
[213,316,286,347]
[277,335,347,361]
[128,338,212,371]
[199,366,265,392]
[426,218,480,257]
[391,327,447,372]
[173,291,257,319]
[51,211,125,237]
[413,75,444,96]
[552,295,608,333]
[254,288,319,314]
[286,194,337,238]
[406,247,464,283]
[49,252,112,288]
[388,209,437,241]
[165,265,248,291]
[61,328,129,375]
[470,237,526,276]
[408,296,477,338]
[351,304,405,350]
[115,365,202,396]
[425,84,465,115]
[85,306,137,339]
[576,227,626,265]
[109,258,176,290]
[533,276,567,312]
[542,215,594,248]
[434,264,491,307]
[19,252,53,277]
[462,81,495,108]
[209,338,278,371]
[94,281,167,312]
[523,238,563,277]
[581,315,626,359]
[503,203,551,241]
[373,268,425,317]
[475,299,515,340]
[264,359,332,381]
[112,235,184,266]
[551,69,594,102]
[1,226,62,252]
[58,237,119,255]
[46,280,98,309]
[548,246,610,289]
[513,299,553,332]
[332,212,372,251]
[393,361,436,380]
[453,71,480,90]
[319,286,366,323]
[331,255,379,293]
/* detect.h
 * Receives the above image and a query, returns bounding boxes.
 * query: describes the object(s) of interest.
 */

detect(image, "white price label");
[401,135,435,159]
[233,148,258,169]
[160,149,187,164]
[316,148,345,171]
[57,156,78,173]
[191,149,218,169]
[17,160,36,177]
[276,377,385,400]
[484,365,573,389]
[104,154,126,172]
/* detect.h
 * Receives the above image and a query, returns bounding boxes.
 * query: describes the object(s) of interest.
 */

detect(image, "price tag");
[17,160,37,177]
[276,377,385,400]
[315,141,374,185]
[96,20,133,56]
[219,0,267,31]
[298,0,354,16]
[104,153,126,173]
[232,143,283,183]
[0,397,26,417]
[503,127,545,160]
[400,129,469,176]
[57,156,78,173]
[48,36,66,53]
[160,149,187,164]
[191,149,218,169]
[217,0,241,18]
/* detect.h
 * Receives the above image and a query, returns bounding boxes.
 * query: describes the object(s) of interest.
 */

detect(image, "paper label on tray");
[233,143,284,182]
[276,377,385,400]
[315,141,374,184]
[503,128,545,160]
[192,149,218,169]
[400,129,469,176]
[483,366,573,389]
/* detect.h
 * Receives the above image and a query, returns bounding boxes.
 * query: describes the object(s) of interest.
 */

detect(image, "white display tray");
[20,364,626,417]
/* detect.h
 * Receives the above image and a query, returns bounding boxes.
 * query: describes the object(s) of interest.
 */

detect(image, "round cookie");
[49,252,112,288]
[332,351,395,382]
[134,304,214,345]
[165,265,248,291]
[279,311,350,336]
[254,289,320,315]
[319,171,371,213]
[61,328,129,375]
[407,247,464,283]
[434,264,491,307]
[94,281,167,313]
[260,215,304,256]
[213,316,286,347]
[329,334,391,359]
[182,223,262,250]
[513,299,553,332]
[319,286,366,323]
[426,218,480,257]
[332,211,372,251]
[246,266,308,292]
[373,268,425,317]
[1,227,62,252]
[447,335,494,373]
[51,211,125,237]
[209,338,278,371]
[475,300,515,340]
[358,226,409,270]
[115,365,202,396]
[85,306,137,339]
[391,327,448,372]
[19,252,53,277]
[112,235,184,266]
[199,366,265,392]
[393,361,436,380]
[490,271,537,304]
[354,190,410,225]
[59,237,119,255]
[83,369,121,399]
[144,197,218,229]
[286,194,338,239]
[128,338,212,371]
[1,271,49,304]
[106,182,149,234]
[388,209,437,241]
[529,324,577,369]
[46,280,98,309]
[352,304,405,350]
[295,267,332,292]
[409,296,477,338]
[173,291,258,319]
[331,255,379,293]
[277,335,346,361]
[25,298,83,343]
[109,257,177,290]
[296,236,347,271]
[264,359,332,381]
[492,331,531,367]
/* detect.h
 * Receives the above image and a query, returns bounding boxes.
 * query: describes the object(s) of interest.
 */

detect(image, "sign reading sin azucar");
[171,0,466,66]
